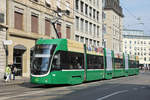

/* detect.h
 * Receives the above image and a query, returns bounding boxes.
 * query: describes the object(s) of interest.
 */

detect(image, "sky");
[120,0,150,35]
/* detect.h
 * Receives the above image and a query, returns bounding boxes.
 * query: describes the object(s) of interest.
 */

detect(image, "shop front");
[8,36,35,77]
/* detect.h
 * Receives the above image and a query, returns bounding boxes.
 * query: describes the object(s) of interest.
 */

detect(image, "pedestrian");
[5,65,11,82]
[12,65,17,80]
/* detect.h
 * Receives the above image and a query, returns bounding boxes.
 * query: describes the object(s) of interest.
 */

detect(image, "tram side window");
[129,60,136,68]
[136,61,139,68]
[87,55,104,69]
[114,58,123,69]
[52,51,84,70]
[52,51,66,70]
[69,52,84,69]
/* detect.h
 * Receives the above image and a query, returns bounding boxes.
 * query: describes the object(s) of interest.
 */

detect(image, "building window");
[80,1,84,13]
[97,11,99,21]
[75,35,79,41]
[89,23,92,35]
[89,7,92,17]
[134,47,136,50]
[80,19,84,32]
[125,46,127,49]
[144,57,146,61]
[85,20,88,34]
[97,26,99,37]
[75,0,79,10]
[97,41,100,46]
[94,40,96,46]
[80,37,84,43]
[85,4,88,15]
[93,9,95,19]
[45,19,51,36]
[93,24,96,36]
[90,39,92,45]
[85,38,88,45]
[31,14,38,33]
[134,41,136,44]
[66,26,71,39]
[14,11,23,30]
[75,16,79,31]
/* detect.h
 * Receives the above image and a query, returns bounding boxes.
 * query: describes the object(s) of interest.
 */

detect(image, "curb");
[0,81,24,88]
[0,79,30,88]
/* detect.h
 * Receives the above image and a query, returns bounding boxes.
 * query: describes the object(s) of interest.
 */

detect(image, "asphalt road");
[0,71,150,100]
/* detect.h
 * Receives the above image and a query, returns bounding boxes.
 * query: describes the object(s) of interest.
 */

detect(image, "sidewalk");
[0,76,30,88]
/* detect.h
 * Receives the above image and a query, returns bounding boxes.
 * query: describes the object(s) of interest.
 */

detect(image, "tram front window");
[31,44,56,75]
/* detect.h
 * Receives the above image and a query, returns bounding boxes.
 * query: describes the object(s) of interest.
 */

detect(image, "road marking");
[96,90,128,100]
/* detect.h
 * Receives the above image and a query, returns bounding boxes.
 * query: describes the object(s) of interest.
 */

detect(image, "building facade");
[103,0,123,52]
[7,0,74,77]
[123,29,150,67]
[0,0,7,78]
[74,0,102,47]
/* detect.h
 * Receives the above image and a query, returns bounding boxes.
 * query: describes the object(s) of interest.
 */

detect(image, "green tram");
[30,39,139,85]
[128,55,139,76]
[113,52,124,78]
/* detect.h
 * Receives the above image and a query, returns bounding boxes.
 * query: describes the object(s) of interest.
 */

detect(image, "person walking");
[5,65,11,82]
[12,65,17,80]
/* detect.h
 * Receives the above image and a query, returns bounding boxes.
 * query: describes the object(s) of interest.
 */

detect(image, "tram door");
[13,45,26,76]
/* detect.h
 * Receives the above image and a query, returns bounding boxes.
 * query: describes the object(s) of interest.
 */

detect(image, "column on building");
[0,0,7,78]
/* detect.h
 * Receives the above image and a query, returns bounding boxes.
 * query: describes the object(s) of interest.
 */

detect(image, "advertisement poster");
[106,49,113,71]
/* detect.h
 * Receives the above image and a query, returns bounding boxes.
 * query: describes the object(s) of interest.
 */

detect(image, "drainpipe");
[6,0,9,65]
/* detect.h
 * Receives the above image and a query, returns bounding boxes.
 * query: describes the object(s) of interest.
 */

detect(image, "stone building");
[0,0,7,78]
[123,29,150,67]
[102,0,123,52]
[7,0,74,77]
[74,0,102,47]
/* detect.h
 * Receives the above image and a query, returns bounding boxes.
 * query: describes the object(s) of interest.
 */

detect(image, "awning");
[14,45,26,50]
